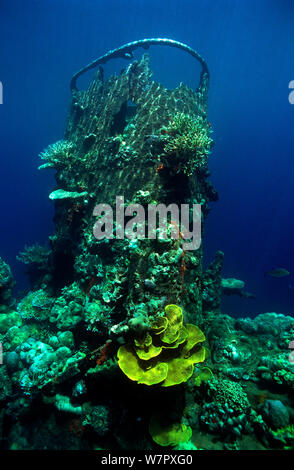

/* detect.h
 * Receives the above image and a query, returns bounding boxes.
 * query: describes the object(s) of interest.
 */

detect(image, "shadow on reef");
[0,39,294,451]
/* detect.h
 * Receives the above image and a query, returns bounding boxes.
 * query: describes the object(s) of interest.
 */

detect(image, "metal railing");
[70,38,209,95]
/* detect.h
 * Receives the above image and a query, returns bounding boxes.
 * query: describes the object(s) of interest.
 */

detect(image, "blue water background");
[0,0,294,316]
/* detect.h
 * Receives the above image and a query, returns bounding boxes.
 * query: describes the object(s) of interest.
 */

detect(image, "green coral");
[82,405,110,436]
[163,113,213,174]
[271,425,294,448]
[208,377,250,412]
[273,369,294,389]
[0,311,22,334]
[17,290,53,321]
[17,244,51,267]
[38,140,74,169]
[4,324,37,349]
[85,299,112,332]
[49,282,85,329]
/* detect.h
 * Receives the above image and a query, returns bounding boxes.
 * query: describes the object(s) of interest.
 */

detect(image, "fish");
[264,268,290,278]
[240,291,256,299]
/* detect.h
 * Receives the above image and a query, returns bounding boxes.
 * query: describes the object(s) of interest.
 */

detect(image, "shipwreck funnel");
[41,39,217,332]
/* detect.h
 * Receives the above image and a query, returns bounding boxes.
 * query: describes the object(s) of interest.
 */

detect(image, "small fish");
[240,291,256,300]
[264,268,290,278]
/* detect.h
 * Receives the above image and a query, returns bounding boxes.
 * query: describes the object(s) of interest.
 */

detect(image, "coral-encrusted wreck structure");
[51,39,216,329]
[2,40,293,451]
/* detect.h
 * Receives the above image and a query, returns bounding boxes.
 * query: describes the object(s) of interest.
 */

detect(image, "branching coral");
[17,244,51,267]
[38,140,74,169]
[162,113,213,174]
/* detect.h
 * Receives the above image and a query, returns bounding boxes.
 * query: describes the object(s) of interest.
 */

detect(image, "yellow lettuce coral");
[149,414,192,446]
[117,344,168,385]
[117,304,207,387]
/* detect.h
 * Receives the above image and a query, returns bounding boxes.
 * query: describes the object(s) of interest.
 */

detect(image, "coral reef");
[0,45,293,452]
